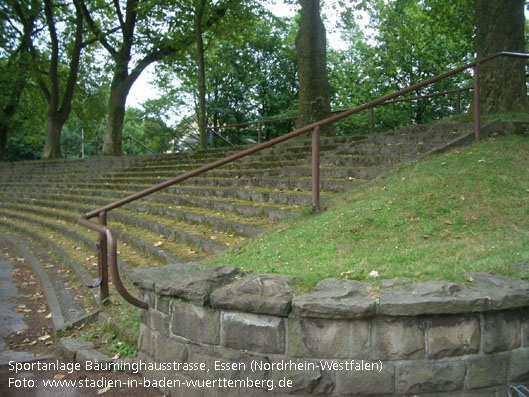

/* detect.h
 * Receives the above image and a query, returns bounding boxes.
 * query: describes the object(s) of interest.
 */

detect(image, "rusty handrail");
[124,136,156,154]
[79,51,529,309]
[207,88,474,142]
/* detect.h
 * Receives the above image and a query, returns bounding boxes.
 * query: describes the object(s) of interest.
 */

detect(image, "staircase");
[0,122,473,323]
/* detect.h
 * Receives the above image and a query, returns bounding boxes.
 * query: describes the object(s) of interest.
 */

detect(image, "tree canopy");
[0,0,527,161]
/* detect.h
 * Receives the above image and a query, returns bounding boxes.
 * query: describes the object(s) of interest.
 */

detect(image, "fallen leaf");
[444,220,453,225]
[38,334,51,341]
[98,386,111,394]
[154,241,163,247]
[467,276,474,282]
[54,374,65,380]
[478,159,485,163]
[45,313,52,319]
[369,270,380,278]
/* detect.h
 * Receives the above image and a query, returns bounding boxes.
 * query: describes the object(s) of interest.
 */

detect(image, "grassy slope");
[205,134,529,291]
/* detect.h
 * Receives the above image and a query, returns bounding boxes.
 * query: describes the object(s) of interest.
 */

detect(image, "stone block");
[171,301,220,344]
[380,281,488,316]
[142,290,156,306]
[510,348,529,382]
[291,279,376,319]
[132,264,243,304]
[156,296,171,315]
[523,309,529,347]
[266,359,333,395]
[287,318,368,359]
[371,317,425,360]
[482,310,521,353]
[138,352,203,397]
[137,323,154,355]
[210,273,295,316]
[221,312,285,354]
[336,362,394,395]
[153,331,188,364]
[464,272,529,311]
[396,360,465,394]
[149,309,169,337]
[427,315,480,358]
[466,354,508,389]
[58,337,94,361]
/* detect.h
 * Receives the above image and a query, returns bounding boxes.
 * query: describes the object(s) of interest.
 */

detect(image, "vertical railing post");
[456,89,461,115]
[94,142,98,155]
[98,211,109,304]
[257,122,262,144]
[370,107,374,134]
[473,63,481,140]
[311,126,320,213]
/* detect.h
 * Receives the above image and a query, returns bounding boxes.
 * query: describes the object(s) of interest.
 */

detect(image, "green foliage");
[155,5,299,149]
[330,0,474,135]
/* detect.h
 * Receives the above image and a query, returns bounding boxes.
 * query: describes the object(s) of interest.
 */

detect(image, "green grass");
[205,134,529,291]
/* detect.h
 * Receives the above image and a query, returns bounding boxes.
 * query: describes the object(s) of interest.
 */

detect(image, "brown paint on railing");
[79,51,529,310]
[311,126,320,213]
[78,217,148,310]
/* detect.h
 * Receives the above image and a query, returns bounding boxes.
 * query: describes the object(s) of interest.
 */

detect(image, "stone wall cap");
[380,273,529,316]
[379,281,489,316]
[464,272,529,311]
[210,273,296,317]
[131,264,243,305]
[292,279,377,319]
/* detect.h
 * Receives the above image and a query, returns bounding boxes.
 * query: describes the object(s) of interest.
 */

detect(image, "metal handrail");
[207,87,473,143]
[79,51,529,310]
[124,136,156,154]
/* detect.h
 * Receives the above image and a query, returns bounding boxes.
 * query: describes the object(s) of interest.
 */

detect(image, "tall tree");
[475,0,528,114]
[295,0,333,135]
[0,0,38,161]
[195,0,208,149]
[77,0,236,156]
[39,0,86,159]
[2,0,87,159]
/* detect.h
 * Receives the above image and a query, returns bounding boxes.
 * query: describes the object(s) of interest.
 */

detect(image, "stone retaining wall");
[132,265,529,396]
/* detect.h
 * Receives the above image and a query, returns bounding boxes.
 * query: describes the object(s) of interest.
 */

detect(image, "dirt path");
[0,241,161,397]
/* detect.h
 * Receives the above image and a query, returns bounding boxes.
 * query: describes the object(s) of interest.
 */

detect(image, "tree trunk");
[102,76,129,156]
[475,0,528,115]
[295,0,333,136]
[42,114,65,159]
[0,124,7,162]
[41,0,84,159]
[196,0,208,150]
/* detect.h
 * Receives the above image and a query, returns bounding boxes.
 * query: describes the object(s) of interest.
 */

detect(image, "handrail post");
[98,211,109,304]
[370,107,374,134]
[456,89,461,115]
[311,126,320,213]
[257,122,262,144]
[473,63,481,140]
